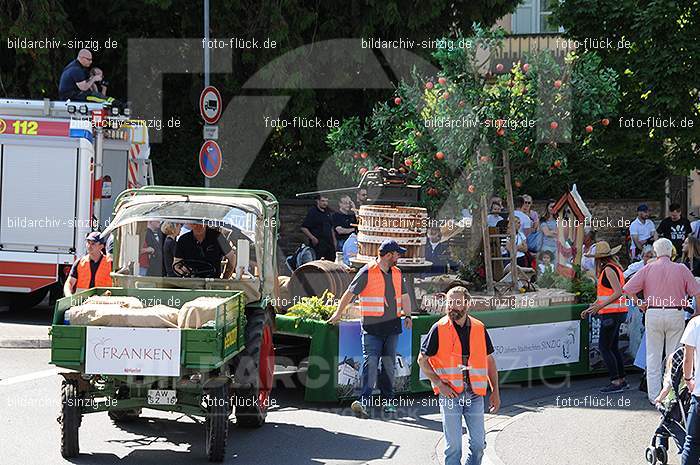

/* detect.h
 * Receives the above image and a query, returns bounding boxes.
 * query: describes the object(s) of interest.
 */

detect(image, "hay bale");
[82,295,144,308]
[177,297,228,329]
[66,304,178,328]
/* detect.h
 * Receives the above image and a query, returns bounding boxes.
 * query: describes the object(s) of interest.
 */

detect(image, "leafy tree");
[553,0,700,174]
[327,28,621,216]
[1,0,522,198]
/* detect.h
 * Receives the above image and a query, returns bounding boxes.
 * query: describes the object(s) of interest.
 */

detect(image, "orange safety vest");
[357,261,403,318]
[428,315,490,396]
[596,262,627,314]
[75,255,113,290]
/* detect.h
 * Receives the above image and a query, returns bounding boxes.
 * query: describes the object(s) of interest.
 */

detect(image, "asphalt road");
[0,306,673,465]
[0,345,667,465]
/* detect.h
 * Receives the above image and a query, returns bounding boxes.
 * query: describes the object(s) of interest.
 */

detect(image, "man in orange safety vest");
[64,232,113,296]
[418,286,500,465]
[328,239,412,418]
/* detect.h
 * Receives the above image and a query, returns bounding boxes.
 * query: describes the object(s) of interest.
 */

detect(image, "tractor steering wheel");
[172,259,218,278]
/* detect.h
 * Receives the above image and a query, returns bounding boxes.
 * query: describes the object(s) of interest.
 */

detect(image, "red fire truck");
[0,99,153,309]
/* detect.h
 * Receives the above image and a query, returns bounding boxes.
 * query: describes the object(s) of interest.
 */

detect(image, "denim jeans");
[681,395,700,465]
[597,312,626,381]
[359,332,398,403]
[440,386,485,465]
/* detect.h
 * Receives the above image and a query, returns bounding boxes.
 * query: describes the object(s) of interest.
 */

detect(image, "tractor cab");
[102,186,279,306]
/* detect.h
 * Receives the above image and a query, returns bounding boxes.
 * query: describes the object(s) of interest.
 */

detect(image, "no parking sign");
[199,140,222,178]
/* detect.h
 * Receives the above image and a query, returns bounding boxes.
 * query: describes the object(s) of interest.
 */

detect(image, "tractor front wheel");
[59,379,81,458]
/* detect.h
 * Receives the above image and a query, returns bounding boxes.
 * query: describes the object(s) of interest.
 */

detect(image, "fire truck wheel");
[6,288,48,311]
[59,379,81,458]
[204,384,229,462]
[231,307,275,428]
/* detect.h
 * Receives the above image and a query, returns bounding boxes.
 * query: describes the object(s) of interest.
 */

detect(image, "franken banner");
[85,327,181,377]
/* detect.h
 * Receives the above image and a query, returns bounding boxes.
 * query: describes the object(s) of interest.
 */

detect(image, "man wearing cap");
[623,238,700,404]
[328,239,412,417]
[64,232,113,296]
[629,204,658,261]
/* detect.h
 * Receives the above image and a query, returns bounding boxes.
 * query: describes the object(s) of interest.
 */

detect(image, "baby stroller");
[645,346,692,465]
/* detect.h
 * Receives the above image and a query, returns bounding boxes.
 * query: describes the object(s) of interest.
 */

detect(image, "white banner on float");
[85,327,181,376]
[490,320,580,371]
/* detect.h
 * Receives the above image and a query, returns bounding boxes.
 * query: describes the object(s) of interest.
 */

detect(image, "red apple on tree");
[458,100,465,108]
[434,170,441,178]
[443,92,450,100]
[353,153,360,159]
[359,167,368,175]
[438,77,447,85]
[554,80,562,89]
[360,152,368,159]
[553,160,562,168]
[550,121,559,130]
[435,151,445,160]
[394,97,402,105]
[468,184,476,193]
[404,158,413,167]
[601,118,610,126]
[523,146,530,155]
[585,125,593,133]
[497,128,505,137]
[425,81,434,90]
[522,63,530,73]
[496,63,504,73]
[479,155,490,163]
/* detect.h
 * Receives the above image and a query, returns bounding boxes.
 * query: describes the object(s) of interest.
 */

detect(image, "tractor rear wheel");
[232,307,275,428]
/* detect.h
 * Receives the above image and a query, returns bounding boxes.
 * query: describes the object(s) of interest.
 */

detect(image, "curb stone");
[0,337,51,349]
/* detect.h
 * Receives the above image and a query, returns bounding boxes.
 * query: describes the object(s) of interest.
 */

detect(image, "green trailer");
[50,186,279,462]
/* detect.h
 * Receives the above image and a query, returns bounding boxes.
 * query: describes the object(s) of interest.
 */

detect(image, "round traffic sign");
[199,140,222,178]
[199,86,222,124]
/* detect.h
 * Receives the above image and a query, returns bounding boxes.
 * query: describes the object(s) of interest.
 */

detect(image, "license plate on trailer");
[147,389,177,405]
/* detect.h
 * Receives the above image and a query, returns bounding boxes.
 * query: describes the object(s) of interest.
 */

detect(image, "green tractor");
[51,186,279,461]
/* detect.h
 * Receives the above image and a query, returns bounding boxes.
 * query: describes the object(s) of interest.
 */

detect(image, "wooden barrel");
[286,260,353,310]
[356,204,428,264]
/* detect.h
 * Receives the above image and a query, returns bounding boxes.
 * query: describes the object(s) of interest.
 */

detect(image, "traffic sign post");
[203,125,219,140]
[200,85,222,187]
[199,140,222,179]
[199,86,222,125]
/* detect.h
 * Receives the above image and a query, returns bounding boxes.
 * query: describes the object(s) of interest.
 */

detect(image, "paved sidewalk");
[0,301,53,348]
[490,374,679,465]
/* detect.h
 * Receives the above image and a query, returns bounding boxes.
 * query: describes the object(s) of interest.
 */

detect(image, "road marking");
[0,368,61,386]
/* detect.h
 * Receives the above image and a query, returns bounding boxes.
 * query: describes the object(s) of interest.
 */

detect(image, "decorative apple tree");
[326,26,620,217]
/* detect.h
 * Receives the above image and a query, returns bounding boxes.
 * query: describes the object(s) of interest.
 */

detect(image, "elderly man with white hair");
[624,238,700,404]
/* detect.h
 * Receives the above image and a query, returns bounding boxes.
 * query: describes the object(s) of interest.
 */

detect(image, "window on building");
[511,0,564,34]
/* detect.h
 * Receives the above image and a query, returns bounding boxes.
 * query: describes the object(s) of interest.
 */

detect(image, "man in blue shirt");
[58,49,110,102]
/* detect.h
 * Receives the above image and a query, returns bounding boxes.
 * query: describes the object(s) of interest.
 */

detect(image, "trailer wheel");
[108,408,142,423]
[205,383,229,462]
[232,307,275,428]
[59,379,81,458]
